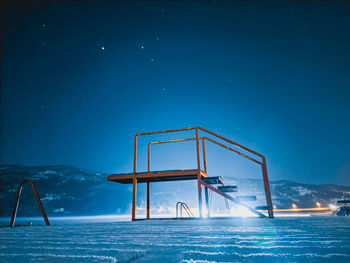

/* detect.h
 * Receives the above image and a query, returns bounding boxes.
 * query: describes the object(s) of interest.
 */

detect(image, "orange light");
[292,204,298,209]
[316,202,321,208]
[273,205,277,210]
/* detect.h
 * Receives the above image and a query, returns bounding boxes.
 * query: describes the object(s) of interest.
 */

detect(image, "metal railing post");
[132,135,138,221]
[261,157,274,218]
[147,143,151,219]
[195,128,202,218]
[202,138,210,217]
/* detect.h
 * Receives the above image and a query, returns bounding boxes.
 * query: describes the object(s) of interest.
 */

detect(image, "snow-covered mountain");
[0,165,130,217]
[1,165,349,217]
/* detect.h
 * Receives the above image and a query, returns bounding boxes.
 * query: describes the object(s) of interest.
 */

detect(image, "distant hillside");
[1,165,349,217]
[221,177,350,209]
[0,165,130,217]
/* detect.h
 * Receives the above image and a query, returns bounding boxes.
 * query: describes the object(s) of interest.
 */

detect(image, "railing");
[147,136,263,173]
[176,202,194,218]
[10,179,50,227]
[132,127,273,219]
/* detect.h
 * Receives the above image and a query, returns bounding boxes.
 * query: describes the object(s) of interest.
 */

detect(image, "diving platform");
[108,169,207,184]
[107,127,274,220]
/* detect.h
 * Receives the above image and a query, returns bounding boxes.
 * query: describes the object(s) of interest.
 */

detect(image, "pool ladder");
[176,202,194,218]
[10,179,50,227]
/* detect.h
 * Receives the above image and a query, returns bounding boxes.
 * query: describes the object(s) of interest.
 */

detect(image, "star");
[150,58,154,62]
[141,45,144,49]
[162,88,166,91]
[156,37,160,41]
[42,24,46,28]
[101,46,105,51]
[42,41,45,46]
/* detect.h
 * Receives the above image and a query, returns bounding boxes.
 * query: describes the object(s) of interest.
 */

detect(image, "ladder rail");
[10,179,50,227]
[181,202,194,217]
[176,202,182,218]
[176,202,194,218]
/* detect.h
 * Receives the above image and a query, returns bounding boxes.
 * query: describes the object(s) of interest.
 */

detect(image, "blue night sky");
[1,1,349,186]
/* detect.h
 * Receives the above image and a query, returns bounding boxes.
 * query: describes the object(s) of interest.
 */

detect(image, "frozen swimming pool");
[0,217,349,262]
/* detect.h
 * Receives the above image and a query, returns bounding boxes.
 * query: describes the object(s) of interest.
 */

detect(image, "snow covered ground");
[1,217,350,262]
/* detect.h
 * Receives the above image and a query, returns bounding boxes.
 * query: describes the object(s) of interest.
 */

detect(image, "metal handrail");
[182,202,194,217]
[132,127,274,219]
[10,179,50,227]
[176,202,194,218]
[136,126,264,159]
[147,137,262,172]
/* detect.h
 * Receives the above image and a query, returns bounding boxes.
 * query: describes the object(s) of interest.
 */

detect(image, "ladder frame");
[10,179,50,227]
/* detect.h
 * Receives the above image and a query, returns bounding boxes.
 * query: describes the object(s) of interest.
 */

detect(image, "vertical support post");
[261,157,274,218]
[132,135,138,221]
[147,143,151,219]
[146,183,150,219]
[202,138,210,217]
[195,128,203,218]
[202,138,207,173]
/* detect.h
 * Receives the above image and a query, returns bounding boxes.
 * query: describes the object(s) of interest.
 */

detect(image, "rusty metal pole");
[147,143,151,219]
[202,138,210,217]
[261,157,274,218]
[195,128,202,218]
[146,184,150,219]
[29,181,50,225]
[132,135,138,221]
[202,138,207,173]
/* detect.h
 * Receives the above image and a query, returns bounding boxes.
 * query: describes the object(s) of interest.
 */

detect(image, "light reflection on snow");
[0,217,349,262]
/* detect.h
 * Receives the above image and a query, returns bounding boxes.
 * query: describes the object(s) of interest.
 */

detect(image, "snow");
[291,186,313,196]
[0,217,349,262]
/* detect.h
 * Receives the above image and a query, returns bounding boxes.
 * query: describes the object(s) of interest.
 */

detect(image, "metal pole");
[202,138,210,217]
[195,128,202,218]
[9,184,23,227]
[147,143,151,219]
[146,182,150,219]
[132,135,138,221]
[261,157,274,218]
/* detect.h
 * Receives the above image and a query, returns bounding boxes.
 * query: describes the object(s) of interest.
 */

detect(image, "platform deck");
[107,169,207,184]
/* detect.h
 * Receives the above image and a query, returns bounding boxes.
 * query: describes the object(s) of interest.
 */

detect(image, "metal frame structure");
[108,127,274,220]
[10,179,50,227]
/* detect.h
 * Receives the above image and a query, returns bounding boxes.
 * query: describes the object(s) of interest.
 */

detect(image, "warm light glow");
[273,205,277,210]
[292,203,298,209]
[315,202,321,208]
[328,204,337,211]
[230,205,256,217]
